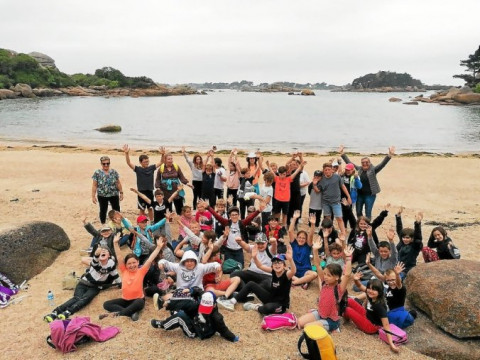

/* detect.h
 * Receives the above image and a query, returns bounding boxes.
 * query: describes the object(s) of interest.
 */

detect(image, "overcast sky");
[2,0,479,85]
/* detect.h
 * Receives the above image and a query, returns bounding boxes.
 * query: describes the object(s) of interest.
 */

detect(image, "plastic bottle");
[47,290,55,307]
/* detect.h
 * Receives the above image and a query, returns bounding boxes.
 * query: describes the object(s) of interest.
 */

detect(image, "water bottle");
[47,290,55,307]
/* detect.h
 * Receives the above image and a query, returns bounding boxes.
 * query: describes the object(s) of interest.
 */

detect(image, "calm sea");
[1,90,479,153]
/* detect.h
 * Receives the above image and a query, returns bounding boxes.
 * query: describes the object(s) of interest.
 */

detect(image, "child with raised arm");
[365,260,417,328]
[44,246,119,323]
[272,158,305,229]
[130,185,180,223]
[218,244,296,315]
[345,275,400,353]
[226,149,241,207]
[123,144,162,221]
[297,241,354,331]
[367,226,398,274]
[182,146,203,210]
[287,211,318,289]
[395,207,423,274]
[202,150,216,208]
[100,234,163,321]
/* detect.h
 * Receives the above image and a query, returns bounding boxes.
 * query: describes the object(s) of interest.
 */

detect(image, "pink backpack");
[261,312,297,331]
[379,324,408,345]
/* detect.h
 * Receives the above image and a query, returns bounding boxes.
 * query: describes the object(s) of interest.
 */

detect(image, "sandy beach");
[0,145,479,360]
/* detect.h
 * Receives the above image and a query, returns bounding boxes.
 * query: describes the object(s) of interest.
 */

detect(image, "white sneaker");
[243,302,260,311]
[217,298,235,312]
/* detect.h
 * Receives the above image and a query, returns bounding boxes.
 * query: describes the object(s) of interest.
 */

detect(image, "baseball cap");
[313,170,323,177]
[332,160,339,167]
[255,233,268,243]
[137,215,148,223]
[272,254,286,262]
[345,163,355,171]
[198,291,216,315]
[100,226,112,232]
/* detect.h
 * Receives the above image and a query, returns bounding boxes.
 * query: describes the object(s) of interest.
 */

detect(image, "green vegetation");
[0,49,75,88]
[0,49,156,90]
[453,45,480,89]
[352,71,423,89]
[474,83,480,94]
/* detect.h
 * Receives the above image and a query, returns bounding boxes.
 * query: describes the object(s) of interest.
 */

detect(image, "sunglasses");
[102,162,110,166]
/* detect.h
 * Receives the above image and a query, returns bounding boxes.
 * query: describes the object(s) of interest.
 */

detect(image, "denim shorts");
[322,203,342,218]
[310,310,340,331]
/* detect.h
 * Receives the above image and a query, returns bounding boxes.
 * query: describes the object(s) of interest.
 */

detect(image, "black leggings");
[238,198,254,219]
[192,180,202,210]
[97,195,120,224]
[227,188,238,207]
[308,208,322,227]
[342,203,356,229]
[235,281,287,315]
[103,297,145,317]
[54,283,100,315]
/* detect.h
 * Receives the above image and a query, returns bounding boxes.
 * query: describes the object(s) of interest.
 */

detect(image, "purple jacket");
[49,316,120,353]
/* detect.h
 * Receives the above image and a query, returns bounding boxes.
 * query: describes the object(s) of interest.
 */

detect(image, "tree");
[453,45,480,88]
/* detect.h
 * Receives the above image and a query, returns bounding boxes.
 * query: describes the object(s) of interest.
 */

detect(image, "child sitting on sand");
[217,244,296,315]
[422,226,461,261]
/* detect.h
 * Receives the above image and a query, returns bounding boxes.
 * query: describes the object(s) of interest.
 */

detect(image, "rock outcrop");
[28,51,57,69]
[0,222,70,283]
[13,83,35,98]
[0,89,17,100]
[388,97,402,102]
[406,260,480,338]
[301,89,315,96]
[415,86,480,106]
[95,125,122,133]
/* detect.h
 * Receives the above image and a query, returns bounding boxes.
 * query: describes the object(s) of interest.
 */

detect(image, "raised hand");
[293,210,301,219]
[353,271,363,281]
[366,225,373,238]
[227,194,233,205]
[251,244,258,258]
[415,212,423,223]
[312,237,322,251]
[113,232,121,244]
[339,144,345,155]
[394,262,405,275]
[384,203,391,211]
[235,236,242,244]
[388,146,396,157]
[123,144,130,154]
[159,146,166,155]
[344,245,354,258]
[309,213,316,226]
[397,206,404,215]
[181,146,186,154]
[365,252,372,265]
[285,244,293,260]
[386,228,395,241]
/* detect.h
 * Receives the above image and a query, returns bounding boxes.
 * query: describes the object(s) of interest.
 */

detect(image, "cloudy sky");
[2,0,479,85]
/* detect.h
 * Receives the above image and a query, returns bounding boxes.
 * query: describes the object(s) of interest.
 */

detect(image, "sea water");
[0,90,479,153]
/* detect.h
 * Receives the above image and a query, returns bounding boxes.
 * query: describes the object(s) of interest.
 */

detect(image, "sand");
[1,145,479,360]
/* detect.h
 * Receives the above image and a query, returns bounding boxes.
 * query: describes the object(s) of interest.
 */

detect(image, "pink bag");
[261,312,297,331]
[379,324,408,345]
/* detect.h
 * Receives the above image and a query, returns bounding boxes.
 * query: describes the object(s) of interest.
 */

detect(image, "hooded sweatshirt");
[158,250,220,290]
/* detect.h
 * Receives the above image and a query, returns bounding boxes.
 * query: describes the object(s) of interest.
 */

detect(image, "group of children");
[42,146,461,351]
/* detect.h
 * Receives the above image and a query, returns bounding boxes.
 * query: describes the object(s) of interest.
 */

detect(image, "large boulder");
[0,89,17,100]
[28,51,57,69]
[13,83,35,98]
[95,124,122,133]
[406,260,480,338]
[0,222,70,283]
[452,93,480,104]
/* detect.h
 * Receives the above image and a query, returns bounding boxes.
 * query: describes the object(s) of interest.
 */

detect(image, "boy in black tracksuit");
[151,290,239,342]
[395,210,423,275]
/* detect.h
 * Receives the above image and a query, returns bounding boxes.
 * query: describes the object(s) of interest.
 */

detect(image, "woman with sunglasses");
[92,156,124,224]
[339,145,395,219]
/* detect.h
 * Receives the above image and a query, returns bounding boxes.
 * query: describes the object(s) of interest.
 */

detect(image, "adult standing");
[92,156,123,224]
[123,144,162,221]
[339,145,395,219]
[155,150,191,215]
